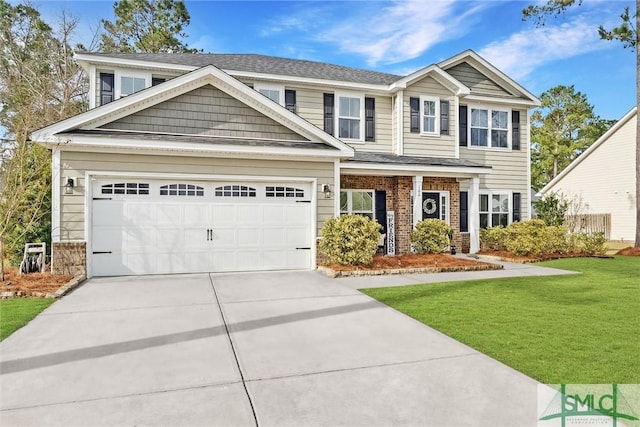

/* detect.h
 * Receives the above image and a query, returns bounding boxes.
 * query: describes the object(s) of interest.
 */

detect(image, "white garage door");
[91,179,313,276]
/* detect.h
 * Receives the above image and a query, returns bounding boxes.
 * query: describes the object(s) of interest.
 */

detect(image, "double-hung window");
[337,93,363,140]
[340,190,374,219]
[420,95,439,134]
[470,107,509,148]
[479,192,510,228]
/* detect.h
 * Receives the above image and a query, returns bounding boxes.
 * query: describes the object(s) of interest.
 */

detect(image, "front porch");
[339,152,491,255]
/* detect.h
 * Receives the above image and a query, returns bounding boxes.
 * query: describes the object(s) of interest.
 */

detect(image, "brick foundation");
[52,241,86,277]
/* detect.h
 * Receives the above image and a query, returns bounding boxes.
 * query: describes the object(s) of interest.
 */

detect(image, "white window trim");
[114,69,151,99]
[479,190,512,228]
[253,83,285,106]
[420,95,440,136]
[340,189,375,218]
[336,91,365,143]
[468,104,511,150]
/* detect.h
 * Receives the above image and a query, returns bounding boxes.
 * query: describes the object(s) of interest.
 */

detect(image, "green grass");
[362,257,640,384]
[0,298,55,341]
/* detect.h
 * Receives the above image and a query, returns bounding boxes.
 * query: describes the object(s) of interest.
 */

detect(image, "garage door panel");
[156,227,184,251]
[92,179,312,276]
[212,205,236,224]
[126,203,156,226]
[184,204,209,224]
[94,201,125,226]
[237,228,262,246]
[157,204,183,226]
[237,205,262,224]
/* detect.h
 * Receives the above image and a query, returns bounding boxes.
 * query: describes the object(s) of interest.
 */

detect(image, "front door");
[422,192,440,220]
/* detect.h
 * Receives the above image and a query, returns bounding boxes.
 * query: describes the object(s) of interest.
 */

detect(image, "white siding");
[544,114,637,241]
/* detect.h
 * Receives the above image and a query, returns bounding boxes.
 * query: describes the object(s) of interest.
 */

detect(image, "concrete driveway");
[1,271,549,426]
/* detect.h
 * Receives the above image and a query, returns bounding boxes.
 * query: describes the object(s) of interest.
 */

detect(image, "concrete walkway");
[0,264,569,426]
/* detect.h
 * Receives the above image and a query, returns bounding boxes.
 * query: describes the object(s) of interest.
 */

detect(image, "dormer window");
[254,83,284,106]
[98,70,151,105]
[120,76,146,96]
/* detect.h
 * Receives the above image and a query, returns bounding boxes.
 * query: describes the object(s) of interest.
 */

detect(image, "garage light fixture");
[322,184,332,199]
[64,177,76,195]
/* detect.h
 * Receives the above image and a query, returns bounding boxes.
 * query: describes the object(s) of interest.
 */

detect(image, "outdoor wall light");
[64,177,76,195]
[322,184,332,199]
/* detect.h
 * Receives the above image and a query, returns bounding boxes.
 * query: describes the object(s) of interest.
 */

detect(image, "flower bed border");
[318,263,502,278]
[475,253,613,264]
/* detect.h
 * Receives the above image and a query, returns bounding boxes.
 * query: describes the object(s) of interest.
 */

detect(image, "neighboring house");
[540,107,637,242]
[31,50,540,277]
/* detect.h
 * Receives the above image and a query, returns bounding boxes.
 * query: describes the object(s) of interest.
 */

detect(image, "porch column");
[412,175,423,228]
[469,177,480,253]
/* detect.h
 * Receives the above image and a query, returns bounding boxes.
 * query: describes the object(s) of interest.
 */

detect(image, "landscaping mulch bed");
[1,267,73,298]
[616,247,640,256]
[319,253,501,278]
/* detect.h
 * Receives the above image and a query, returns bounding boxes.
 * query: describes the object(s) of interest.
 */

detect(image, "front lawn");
[0,298,55,341]
[362,257,640,384]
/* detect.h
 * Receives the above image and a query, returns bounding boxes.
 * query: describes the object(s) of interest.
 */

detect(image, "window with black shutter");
[410,97,420,133]
[365,97,375,141]
[459,105,468,146]
[512,110,521,150]
[460,191,469,232]
[323,93,334,135]
[512,193,521,222]
[374,190,387,234]
[151,77,166,86]
[285,89,296,113]
[100,73,115,106]
[440,100,450,135]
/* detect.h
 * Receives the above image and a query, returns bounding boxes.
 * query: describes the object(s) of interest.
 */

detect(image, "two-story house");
[31,50,540,277]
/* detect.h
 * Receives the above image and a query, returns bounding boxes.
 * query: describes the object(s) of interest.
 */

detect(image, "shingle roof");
[347,151,489,168]
[79,52,402,85]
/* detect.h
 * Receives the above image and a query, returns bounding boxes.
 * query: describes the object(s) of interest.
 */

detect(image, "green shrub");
[411,219,453,254]
[504,220,548,256]
[534,192,569,226]
[575,232,607,256]
[480,226,508,251]
[319,214,381,265]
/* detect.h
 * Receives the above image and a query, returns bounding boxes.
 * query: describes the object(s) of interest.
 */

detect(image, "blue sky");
[32,0,637,120]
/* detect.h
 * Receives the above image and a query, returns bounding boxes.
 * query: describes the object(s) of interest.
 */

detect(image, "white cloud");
[318,0,485,66]
[478,17,612,81]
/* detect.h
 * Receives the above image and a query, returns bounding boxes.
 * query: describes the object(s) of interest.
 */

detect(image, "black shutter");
[410,97,420,133]
[151,77,166,86]
[365,97,375,141]
[512,110,521,150]
[285,89,296,113]
[323,93,334,135]
[100,73,115,106]
[440,100,450,135]
[460,192,469,232]
[512,192,521,222]
[375,190,387,234]
[459,105,468,146]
